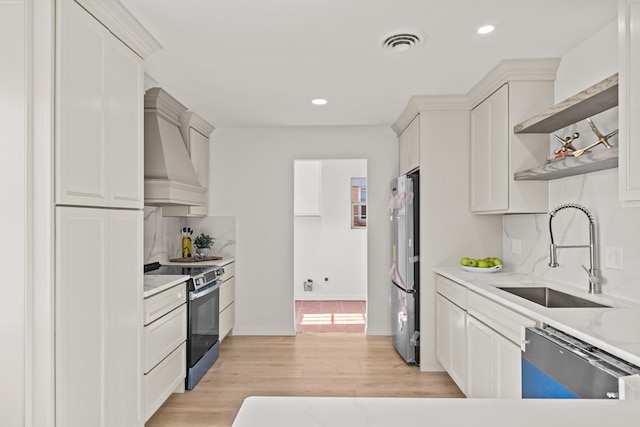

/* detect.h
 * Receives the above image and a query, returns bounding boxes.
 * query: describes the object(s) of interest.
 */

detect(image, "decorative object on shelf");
[181,227,193,258]
[547,132,579,163]
[193,233,215,258]
[573,119,618,157]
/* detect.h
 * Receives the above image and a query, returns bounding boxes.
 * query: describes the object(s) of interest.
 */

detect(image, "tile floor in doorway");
[295,300,366,333]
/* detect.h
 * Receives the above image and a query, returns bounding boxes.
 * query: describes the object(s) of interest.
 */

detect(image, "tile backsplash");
[503,108,640,302]
[144,207,236,263]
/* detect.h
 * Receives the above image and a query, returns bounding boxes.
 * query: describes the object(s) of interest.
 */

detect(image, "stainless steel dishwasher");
[522,326,640,398]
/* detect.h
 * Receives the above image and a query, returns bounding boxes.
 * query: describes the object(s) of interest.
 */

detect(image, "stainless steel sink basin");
[497,287,610,308]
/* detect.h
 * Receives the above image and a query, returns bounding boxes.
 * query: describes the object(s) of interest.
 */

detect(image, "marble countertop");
[143,274,189,298]
[166,256,235,267]
[232,396,640,427]
[434,267,640,366]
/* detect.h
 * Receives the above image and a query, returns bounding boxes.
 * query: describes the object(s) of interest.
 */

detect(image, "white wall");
[504,20,640,302]
[294,159,367,300]
[209,127,397,335]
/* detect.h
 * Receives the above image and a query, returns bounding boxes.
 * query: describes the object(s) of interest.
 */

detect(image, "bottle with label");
[181,227,193,258]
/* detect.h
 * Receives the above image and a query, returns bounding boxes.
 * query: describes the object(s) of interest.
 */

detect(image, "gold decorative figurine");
[573,119,618,157]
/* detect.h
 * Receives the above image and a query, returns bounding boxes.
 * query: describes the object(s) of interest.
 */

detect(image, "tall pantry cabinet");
[54,1,160,426]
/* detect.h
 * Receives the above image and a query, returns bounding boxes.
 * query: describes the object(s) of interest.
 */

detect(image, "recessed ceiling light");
[477,25,496,35]
[311,98,328,105]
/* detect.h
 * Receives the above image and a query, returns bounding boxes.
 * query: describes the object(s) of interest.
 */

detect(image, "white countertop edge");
[232,396,640,427]
[434,267,640,367]
[165,256,235,267]
[143,274,189,298]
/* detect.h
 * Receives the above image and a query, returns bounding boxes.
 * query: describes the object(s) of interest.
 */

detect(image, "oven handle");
[189,282,220,301]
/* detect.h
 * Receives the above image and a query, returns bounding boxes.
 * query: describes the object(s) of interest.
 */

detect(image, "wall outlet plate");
[605,246,623,270]
[511,239,522,255]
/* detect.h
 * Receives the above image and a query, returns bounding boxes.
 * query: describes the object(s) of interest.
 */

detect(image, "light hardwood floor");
[145,334,464,427]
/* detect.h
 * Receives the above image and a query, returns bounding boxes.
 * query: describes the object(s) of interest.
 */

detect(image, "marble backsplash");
[144,207,236,263]
[503,108,640,303]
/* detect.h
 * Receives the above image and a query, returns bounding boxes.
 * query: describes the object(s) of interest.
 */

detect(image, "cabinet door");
[436,294,467,393]
[398,116,420,174]
[436,294,452,372]
[466,315,495,398]
[108,39,144,208]
[56,207,108,427]
[495,332,522,398]
[56,207,143,427]
[619,0,640,202]
[470,85,509,212]
[56,0,108,206]
[107,209,143,426]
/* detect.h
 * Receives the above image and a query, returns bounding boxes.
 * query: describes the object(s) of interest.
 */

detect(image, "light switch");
[605,246,623,270]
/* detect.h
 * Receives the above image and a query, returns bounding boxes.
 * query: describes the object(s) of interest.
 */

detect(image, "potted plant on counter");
[193,233,214,258]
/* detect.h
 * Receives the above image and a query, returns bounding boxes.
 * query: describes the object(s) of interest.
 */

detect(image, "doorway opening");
[293,159,368,333]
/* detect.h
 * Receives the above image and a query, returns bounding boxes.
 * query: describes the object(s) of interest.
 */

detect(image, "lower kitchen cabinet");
[219,261,236,341]
[56,207,143,427]
[436,294,467,393]
[143,282,187,422]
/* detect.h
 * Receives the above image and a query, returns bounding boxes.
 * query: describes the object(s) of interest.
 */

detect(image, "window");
[351,177,367,228]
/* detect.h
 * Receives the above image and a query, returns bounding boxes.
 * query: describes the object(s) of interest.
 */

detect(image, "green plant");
[193,233,214,249]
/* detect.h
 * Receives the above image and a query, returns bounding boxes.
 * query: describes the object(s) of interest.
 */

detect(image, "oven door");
[188,282,220,370]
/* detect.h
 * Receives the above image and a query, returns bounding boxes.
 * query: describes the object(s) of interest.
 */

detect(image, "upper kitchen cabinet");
[397,115,420,174]
[619,0,640,203]
[469,59,559,214]
[55,0,159,209]
[162,111,215,217]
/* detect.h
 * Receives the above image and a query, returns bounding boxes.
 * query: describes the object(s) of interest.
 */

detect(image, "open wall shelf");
[514,74,618,134]
[514,148,618,181]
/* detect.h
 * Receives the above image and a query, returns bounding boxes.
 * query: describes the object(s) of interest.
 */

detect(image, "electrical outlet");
[512,239,522,255]
[605,246,623,270]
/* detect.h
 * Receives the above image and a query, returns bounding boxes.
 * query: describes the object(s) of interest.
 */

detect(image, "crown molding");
[391,95,471,135]
[180,111,215,138]
[75,0,162,59]
[467,58,560,108]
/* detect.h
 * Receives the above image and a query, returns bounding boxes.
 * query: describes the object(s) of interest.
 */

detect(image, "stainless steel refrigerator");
[389,171,420,364]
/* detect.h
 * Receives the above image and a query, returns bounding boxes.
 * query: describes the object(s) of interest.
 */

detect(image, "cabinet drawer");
[144,282,186,325]
[436,275,467,309]
[144,304,187,373]
[468,291,535,344]
[219,262,235,282]
[144,342,186,422]
[220,277,235,312]
[220,302,234,342]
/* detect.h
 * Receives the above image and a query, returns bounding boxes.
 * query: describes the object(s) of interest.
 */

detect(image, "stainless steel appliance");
[389,171,420,364]
[522,326,640,398]
[144,262,224,389]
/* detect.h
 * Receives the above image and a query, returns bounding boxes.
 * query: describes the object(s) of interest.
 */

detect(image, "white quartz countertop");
[143,274,189,298]
[166,256,235,267]
[232,396,640,427]
[434,267,640,366]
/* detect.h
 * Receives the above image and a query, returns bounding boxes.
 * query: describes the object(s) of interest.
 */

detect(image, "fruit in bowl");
[460,256,503,272]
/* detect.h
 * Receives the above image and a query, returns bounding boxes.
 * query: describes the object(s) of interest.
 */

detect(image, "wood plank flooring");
[145,334,464,427]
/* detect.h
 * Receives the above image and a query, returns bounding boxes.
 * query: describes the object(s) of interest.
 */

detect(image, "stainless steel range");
[144,262,225,389]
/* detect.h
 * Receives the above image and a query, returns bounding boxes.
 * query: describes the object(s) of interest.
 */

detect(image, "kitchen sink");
[497,287,610,308]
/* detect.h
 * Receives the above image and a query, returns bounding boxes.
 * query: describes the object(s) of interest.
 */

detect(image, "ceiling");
[120,0,617,128]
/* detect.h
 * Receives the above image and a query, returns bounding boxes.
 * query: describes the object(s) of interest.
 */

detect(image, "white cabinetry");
[56,0,143,209]
[436,276,467,393]
[619,0,640,202]
[398,115,420,174]
[469,59,557,214]
[466,291,535,398]
[56,207,143,427]
[143,282,187,422]
[219,262,236,341]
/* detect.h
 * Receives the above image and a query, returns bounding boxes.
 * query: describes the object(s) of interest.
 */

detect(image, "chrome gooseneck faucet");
[548,203,601,294]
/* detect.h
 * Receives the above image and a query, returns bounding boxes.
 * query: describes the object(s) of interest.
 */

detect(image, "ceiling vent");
[381,31,426,52]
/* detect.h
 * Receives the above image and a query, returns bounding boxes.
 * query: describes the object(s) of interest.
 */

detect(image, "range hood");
[144,87,206,206]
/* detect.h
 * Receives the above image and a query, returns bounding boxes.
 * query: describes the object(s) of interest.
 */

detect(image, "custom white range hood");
[144,87,212,207]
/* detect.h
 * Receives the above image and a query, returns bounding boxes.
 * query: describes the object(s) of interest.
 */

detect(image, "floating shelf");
[514,148,618,181]
[514,74,618,134]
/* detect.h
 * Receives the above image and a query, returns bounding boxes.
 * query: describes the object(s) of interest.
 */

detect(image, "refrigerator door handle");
[409,255,420,263]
